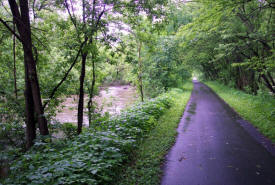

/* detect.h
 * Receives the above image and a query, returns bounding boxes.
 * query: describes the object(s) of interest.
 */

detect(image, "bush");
[2,92,174,185]
[0,121,25,163]
[60,123,77,139]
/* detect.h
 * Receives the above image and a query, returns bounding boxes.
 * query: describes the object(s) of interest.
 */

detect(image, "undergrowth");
[116,82,193,185]
[2,89,175,185]
[205,81,275,143]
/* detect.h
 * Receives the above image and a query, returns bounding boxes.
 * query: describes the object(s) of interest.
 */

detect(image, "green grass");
[117,82,193,185]
[205,81,275,143]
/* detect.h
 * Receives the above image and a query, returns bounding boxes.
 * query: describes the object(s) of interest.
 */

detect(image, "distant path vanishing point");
[161,81,275,185]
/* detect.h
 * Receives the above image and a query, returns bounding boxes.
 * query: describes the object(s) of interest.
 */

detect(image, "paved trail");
[161,81,275,185]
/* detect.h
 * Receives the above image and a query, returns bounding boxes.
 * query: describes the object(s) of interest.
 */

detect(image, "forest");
[0,0,274,184]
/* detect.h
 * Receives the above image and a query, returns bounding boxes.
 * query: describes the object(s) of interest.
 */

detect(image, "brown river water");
[55,85,138,126]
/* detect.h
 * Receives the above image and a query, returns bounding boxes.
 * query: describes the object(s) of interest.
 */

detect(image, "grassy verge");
[205,81,275,143]
[117,82,193,185]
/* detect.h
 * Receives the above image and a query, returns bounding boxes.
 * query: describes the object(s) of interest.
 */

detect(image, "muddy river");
[55,85,138,126]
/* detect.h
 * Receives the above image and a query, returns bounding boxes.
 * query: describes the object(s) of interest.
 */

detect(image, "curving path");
[161,81,275,185]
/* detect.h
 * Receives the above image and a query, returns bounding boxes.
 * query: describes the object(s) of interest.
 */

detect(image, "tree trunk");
[138,42,144,102]
[24,68,36,149]
[24,46,49,135]
[8,0,49,143]
[13,19,17,99]
[88,59,96,127]
[19,0,48,135]
[249,71,258,95]
[77,52,88,134]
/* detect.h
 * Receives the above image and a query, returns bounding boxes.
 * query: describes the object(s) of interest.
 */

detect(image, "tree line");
[0,0,273,156]
[1,0,192,151]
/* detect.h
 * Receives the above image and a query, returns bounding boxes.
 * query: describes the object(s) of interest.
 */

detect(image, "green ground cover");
[2,84,192,185]
[117,82,193,185]
[205,81,275,143]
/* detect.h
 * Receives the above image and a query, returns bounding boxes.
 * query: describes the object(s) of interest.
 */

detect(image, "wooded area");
[0,0,274,184]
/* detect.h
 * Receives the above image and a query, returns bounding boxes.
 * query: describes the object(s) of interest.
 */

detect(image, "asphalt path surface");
[161,81,275,185]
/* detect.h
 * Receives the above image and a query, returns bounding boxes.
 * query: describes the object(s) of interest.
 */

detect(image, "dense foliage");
[0,0,190,148]
[2,92,172,184]
[175,0,274,94]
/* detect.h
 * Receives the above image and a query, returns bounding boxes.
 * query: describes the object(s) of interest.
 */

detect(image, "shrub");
[0,121,25,167]
[2,92,174,185]
[60,122,77,139]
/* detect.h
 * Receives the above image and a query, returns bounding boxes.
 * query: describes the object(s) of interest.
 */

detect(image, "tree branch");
[43,38,88,109]
[64,0,81,42]
[0,18,22,42]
